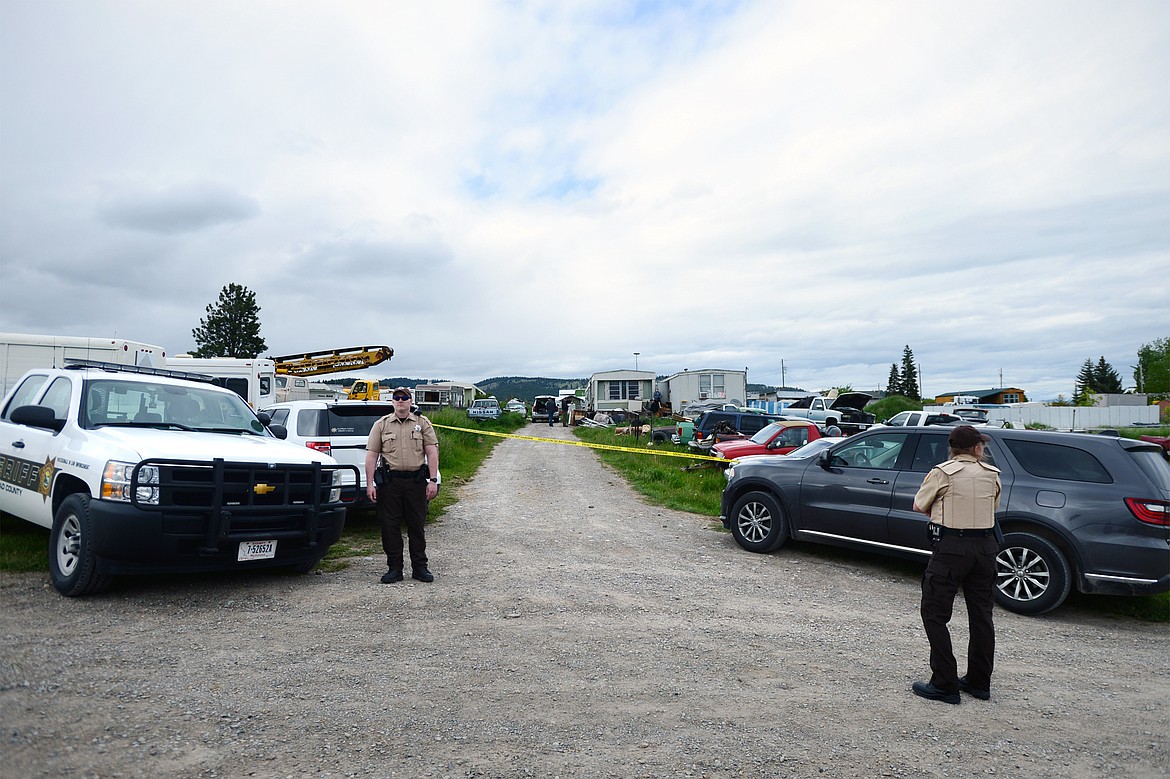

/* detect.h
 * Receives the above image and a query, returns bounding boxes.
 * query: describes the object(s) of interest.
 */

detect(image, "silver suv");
[721,426,1170,615]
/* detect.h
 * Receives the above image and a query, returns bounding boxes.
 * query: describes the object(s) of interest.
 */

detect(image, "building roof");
[936,388,1025,399]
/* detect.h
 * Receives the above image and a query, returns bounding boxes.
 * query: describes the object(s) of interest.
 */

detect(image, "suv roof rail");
[63,358,216,384]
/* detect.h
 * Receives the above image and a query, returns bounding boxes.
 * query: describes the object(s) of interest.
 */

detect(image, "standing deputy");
[911,425,1002,704]
[365,386,440,584]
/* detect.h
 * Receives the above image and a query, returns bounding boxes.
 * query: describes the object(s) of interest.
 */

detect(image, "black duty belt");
[933,525,994,538]
[385,467,426,479]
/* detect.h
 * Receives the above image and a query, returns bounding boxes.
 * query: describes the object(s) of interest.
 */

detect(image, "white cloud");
[1,0,1167,400]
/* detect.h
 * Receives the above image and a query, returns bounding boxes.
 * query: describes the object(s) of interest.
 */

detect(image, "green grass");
[573,425,725,515]
[0,513,49,571]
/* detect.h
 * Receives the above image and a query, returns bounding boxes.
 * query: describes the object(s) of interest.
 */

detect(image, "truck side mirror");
[267,423,288,440]
[10,405,66,433]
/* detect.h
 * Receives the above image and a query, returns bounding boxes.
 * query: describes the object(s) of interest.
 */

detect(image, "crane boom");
[270,346,394,377]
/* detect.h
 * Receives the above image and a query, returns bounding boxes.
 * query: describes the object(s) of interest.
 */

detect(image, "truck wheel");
[49,494,112,597]
[995,532,1072,615]
[729,491,789,553]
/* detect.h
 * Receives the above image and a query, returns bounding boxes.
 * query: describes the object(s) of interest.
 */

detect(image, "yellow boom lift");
[270,346,394,401]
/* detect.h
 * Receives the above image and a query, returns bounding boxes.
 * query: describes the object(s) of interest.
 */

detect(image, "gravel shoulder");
[2,422,1168,778]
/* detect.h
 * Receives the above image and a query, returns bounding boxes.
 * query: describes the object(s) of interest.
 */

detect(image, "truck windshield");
[82,379,265,434]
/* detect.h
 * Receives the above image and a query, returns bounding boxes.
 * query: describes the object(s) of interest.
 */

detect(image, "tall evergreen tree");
[191,283,267,358]
[886,363,900,395]
[1073,358,1096,404]
[899,345,920,399]
[1092,356,1124,394]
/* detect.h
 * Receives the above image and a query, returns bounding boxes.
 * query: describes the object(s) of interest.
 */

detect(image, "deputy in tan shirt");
[910,425,1001,706]
[365,386,439,584]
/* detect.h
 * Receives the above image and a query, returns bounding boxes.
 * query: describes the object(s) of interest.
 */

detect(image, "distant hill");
[475,377,587,403]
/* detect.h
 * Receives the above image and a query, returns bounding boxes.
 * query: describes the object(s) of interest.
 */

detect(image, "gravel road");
[2,422,1168,778]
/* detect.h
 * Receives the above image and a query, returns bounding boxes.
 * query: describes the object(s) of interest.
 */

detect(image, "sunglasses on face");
[392,395,411,401]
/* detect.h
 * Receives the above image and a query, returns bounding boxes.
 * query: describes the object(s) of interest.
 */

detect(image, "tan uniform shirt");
[914,453,1001,530]
[366,412,439,471]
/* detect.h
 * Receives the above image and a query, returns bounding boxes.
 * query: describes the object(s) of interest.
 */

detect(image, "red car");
[711,420,822,460]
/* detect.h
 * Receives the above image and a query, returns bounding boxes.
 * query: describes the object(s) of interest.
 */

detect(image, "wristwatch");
[427,477,438,483]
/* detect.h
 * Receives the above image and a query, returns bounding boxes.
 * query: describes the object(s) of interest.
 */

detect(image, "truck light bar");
[63,358,216,383]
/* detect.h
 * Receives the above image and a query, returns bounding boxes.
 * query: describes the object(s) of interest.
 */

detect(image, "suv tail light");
[306,440,332,456]
[1125,498,1169,526]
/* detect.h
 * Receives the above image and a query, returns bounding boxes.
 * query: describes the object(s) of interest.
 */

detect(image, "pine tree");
[899,345,919,399]
[191,283,267,358]
[1092,356,1124,394]
[1073,359,1096,404]
[886,363,900,395]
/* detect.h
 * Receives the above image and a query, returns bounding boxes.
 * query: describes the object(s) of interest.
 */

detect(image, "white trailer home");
[660,369,747,414]
[0,332,166,397]
[586,370,657,413]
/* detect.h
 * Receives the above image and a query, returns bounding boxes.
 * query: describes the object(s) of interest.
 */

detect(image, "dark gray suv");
[720,426,1170,615]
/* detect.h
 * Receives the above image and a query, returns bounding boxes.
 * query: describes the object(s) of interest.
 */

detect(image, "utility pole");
[633,352,639,370]
[781,359,785,388]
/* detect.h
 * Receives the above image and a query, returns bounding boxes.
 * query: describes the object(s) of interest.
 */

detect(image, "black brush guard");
[130,458,360,555]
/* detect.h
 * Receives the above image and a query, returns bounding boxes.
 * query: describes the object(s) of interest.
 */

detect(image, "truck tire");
[49,494,112,597]
[729,491,789,553]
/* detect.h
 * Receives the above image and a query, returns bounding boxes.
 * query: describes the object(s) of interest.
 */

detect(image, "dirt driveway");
[2,423,1167,778]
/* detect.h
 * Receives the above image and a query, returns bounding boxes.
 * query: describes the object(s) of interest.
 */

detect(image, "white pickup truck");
[0,360,357,596]
[467,397,502,420]
[779,392,875,434]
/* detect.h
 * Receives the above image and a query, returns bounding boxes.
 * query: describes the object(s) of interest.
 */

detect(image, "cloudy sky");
[2,0,1167,401]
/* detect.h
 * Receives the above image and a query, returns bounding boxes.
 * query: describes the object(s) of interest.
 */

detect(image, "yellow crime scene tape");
[430,423,727,462]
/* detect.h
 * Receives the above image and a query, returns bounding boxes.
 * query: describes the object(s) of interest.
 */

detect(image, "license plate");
[238,540,277,561]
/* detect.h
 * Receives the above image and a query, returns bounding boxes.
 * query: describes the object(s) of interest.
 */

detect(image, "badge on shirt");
[414,424,421,432]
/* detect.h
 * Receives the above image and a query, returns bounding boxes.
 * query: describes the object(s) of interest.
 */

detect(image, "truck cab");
[347,380,380,401]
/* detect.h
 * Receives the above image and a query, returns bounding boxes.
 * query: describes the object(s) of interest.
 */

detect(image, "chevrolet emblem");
[253,483,276,495]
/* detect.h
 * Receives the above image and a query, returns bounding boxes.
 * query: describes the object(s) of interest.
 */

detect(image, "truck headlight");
[102,461,160,504]
[329,468,342,502]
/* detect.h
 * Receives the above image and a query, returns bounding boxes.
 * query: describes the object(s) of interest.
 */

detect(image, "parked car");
[712,420,823,460]
[724,436,846,480]
[877,410,966,427]
[261,399,431,508]
[720,426,1170,615]
[468,397,502,420]
[533,395,558,422]
[688,410,787,453]
[504,399,527,416]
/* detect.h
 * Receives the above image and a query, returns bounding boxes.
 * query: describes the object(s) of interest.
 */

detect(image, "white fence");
[927,404,1160,430]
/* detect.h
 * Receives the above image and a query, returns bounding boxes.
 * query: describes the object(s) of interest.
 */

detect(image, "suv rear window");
[1129,449,1170,493]
[1004,440,1113,484]
[325,405,392,437]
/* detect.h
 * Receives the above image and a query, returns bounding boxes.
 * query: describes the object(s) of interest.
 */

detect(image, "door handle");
[867,477,888,485]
